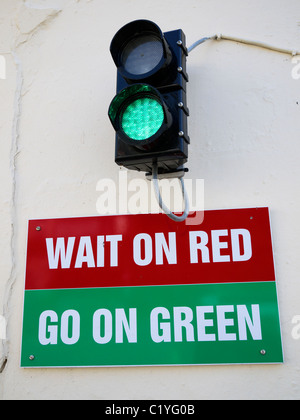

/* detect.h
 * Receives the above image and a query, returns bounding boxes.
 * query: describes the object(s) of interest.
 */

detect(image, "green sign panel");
[21,282,282,367]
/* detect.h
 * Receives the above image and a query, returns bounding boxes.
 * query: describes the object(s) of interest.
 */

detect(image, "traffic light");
[108,20,189,175]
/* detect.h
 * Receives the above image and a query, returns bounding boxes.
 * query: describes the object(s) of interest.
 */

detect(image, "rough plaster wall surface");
[0,0,300,399]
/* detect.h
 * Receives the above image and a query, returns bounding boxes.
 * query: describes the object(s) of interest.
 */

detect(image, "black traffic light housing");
[108,20,189,175]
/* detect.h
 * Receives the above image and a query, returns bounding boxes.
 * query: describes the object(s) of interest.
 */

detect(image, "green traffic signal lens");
[121,97,164,141]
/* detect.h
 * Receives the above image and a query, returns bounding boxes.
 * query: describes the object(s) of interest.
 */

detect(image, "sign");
[21,207,283,367]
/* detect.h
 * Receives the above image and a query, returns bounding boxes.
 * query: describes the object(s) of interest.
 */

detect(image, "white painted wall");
[1,0,300,400]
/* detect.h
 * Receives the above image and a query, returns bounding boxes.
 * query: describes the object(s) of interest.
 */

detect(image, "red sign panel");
[25,208,275,291]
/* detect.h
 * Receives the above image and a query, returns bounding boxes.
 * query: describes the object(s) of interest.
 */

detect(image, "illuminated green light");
[121,97,164,140]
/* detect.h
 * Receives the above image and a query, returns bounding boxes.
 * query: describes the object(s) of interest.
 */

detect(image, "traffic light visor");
[110,20,171,82]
